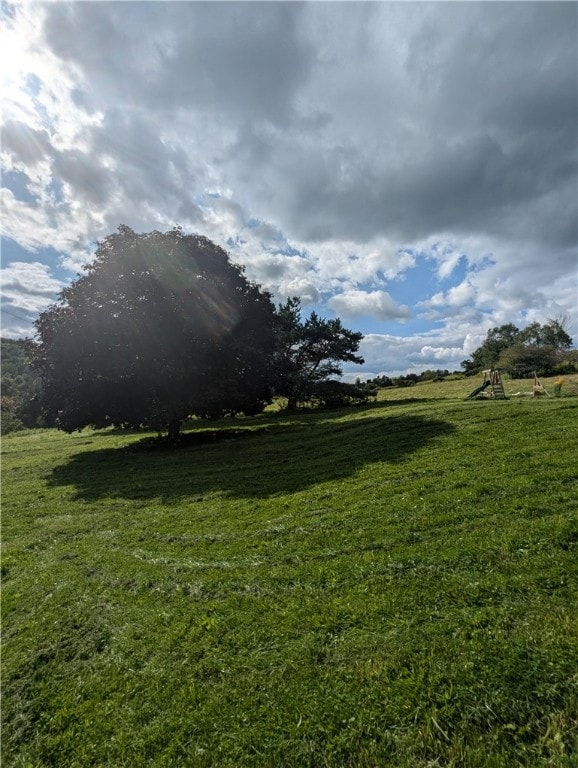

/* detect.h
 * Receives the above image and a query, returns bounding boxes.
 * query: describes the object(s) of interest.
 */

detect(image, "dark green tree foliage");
[461,318,574,376]
[517,319,573,349]
[31,227,277,437]
[274,297,364,409]
[462,323,520,373]
[309,379,374,409]
[0,396,24,434]
[0,338,43,431]
[497,343,560,377]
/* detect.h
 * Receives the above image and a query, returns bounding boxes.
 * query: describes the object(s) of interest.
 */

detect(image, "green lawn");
[2,378,577,767]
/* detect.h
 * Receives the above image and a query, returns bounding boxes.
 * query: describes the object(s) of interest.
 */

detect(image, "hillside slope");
[2,394,577,766]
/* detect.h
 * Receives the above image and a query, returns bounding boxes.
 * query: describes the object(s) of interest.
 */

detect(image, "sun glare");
[0,6,42,125]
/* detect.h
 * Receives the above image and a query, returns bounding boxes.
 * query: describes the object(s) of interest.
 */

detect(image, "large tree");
[273,297,364,409]
[496,343,560,377]
[461,323,520,374]
[31,226,277,438]
[517,318,573,349]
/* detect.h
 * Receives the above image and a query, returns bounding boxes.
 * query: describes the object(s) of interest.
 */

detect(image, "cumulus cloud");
[359,329,477,379]
[1,261,64,309]
[279,278,319,305]
[423,280,475,310]
[328,290,410,322]
[410,346,465,365]
[1,261,65,337]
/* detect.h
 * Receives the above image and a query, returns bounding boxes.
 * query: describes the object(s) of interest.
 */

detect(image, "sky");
[1,1,577,379]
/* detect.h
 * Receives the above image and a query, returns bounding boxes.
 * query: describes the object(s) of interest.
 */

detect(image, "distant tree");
[462,323,520,373]
[460,358,479,377]
[369,375,394,388]
[497,343,560,377]
[393,373,419,387]
[0,395,24,434]
[557,349,578,374]
[0,338,44,429]
[461,319,573,375]
[309,379,374,409]
[30,226,277,439]
[517,322,544,347]
[543,318,573,349]
[518,317,573,350]
[420,369,450,382]
[273,297,364,409]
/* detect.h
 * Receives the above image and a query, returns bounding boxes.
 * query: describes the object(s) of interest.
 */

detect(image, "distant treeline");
[1,338,44,433]
[363,369,461,389]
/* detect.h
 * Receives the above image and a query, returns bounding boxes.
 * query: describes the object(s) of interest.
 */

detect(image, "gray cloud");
[52,148,112,206]
[238,2,577,254]
[42,2,314,125]
[1,1,576,363]
[2,120,51,166]
[35,1,577,257]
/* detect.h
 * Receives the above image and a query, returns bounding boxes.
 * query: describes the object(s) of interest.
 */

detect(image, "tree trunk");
[167,418,181,442]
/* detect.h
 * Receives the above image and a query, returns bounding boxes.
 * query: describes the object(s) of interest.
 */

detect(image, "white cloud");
[1,261,64,314]
[411,346,465,364]
[421,279,475,310]
[304,238,416,288]
[358,330,474,378]
[279,278,319,305]
[328,290,410,322]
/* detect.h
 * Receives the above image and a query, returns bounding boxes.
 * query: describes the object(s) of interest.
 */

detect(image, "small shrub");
[310,380,373,409]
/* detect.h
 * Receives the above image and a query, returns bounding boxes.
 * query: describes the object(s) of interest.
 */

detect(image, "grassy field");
[2,375,578,767]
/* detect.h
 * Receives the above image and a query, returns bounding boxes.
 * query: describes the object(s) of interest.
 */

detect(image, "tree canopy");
[461,318,574,377]
[273,297,364,409]
[30,227,277,438]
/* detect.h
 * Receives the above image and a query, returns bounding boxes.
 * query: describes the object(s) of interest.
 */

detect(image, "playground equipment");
[531,375,550,397]
[466,369,507,400]
[511,374,550,398]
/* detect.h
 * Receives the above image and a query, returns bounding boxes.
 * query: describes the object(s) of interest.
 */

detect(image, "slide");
[466,379,491,400]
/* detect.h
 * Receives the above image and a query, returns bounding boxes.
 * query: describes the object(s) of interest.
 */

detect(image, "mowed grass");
[2,376,578,767]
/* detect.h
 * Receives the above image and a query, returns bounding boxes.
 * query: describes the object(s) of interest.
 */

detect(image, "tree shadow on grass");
[48,412,455,503]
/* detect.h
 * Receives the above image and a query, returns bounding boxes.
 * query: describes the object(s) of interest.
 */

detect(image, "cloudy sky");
[1,1,577,378]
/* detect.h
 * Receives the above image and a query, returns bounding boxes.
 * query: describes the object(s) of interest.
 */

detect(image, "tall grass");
[2,378,577,766]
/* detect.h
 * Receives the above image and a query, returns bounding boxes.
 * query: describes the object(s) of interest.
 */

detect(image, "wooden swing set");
[465,369,551,400]
[465,369,507,400]
[510,373,550,398]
